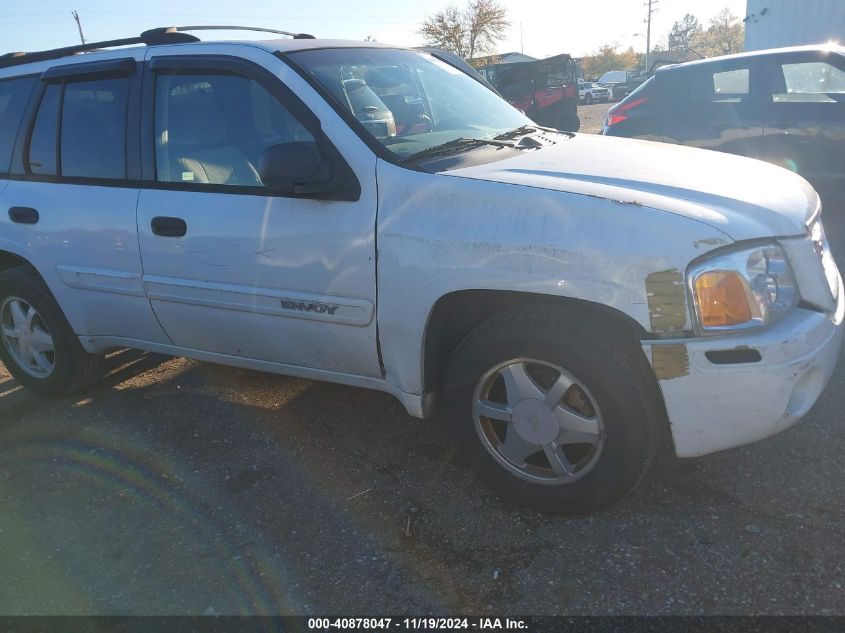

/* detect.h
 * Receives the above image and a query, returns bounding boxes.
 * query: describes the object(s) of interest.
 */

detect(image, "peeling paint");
[652,344,689,379]
[646,269,687,332]
[693,237,730,250]
[611,198,643,207]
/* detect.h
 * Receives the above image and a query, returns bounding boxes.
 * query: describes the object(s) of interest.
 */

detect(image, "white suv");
[0,29,842,514]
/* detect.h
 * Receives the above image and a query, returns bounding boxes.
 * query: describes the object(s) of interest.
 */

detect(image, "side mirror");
[258,141,334,195]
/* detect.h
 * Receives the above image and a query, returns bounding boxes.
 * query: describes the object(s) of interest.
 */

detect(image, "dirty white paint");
[1,39,842,460]
[645,287,844,456]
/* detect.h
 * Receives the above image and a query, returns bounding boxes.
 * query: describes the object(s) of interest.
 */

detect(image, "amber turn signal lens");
[694,271,757,328]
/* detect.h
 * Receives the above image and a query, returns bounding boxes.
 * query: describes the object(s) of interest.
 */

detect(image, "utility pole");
[520,22,524,57]
[644,0,658,72]
[72,10,86,45]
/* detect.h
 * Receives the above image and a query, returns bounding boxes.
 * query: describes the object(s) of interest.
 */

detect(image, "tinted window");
[0,76,36,174]
[681,66,751,103]
[713,69,749,97]
[774,61,845,102]
[154,72,313,187]
[28,83,60,176]
[61,77,129,179]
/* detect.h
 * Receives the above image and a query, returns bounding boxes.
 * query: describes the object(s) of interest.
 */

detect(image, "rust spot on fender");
[646,269,687,332]
[652,344,689,380]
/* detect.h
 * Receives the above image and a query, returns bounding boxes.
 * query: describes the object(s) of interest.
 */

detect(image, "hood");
[444,133,819,242]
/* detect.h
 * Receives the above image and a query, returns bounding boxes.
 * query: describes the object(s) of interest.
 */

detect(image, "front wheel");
[585,93,593,105]
[442,307,660,514]
[0,266,103,396]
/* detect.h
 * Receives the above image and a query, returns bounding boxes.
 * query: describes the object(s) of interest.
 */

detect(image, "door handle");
[151,216,187,237]
[8,206,39,224]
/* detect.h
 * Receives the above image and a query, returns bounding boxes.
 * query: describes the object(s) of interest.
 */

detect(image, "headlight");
[688,243,798,333]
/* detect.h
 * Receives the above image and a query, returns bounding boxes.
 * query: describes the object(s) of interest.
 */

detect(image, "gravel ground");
[578,102,613,134]
[1,182,844,614]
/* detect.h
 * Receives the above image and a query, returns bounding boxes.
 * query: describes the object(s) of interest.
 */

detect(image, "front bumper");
[643,278,844,457]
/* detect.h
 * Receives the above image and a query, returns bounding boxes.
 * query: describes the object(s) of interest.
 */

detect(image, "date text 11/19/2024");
[307,618,529,630]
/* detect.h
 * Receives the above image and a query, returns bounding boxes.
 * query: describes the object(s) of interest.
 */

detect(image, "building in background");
[744,0,845,50]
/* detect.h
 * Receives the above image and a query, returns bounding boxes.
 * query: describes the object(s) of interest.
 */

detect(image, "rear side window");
[28,83,61,176]
[680,65,752,103]
[713,69,749,97]
[61,78,129,179]
[0,76,37,174]
[26,76,129,179]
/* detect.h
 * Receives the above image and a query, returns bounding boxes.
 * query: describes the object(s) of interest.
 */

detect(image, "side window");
[28,83,60,176]
[61,77,129,179]
[154,72,314,187]
[0,76,37,174]
[680,66,751,104]
[774,61,845,102]
[27,76,129,179]
[712,69,749,100]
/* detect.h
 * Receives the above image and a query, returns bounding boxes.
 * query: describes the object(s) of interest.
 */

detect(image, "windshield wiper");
[402,137,516,163]
[493,125,538,140]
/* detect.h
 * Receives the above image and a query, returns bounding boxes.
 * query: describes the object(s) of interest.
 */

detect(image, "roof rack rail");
[145,25,316,39]
[0,25,315,70]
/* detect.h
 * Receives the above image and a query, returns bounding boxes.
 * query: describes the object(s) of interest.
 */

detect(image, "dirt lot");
[1,166,844,614]
[578,102,613,134]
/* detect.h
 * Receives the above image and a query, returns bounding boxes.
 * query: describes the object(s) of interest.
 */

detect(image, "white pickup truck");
[0,31,842,513]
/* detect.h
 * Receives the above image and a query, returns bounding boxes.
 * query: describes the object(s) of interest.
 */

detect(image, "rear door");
[661,58,768,159]
[0,53,169,345]
[762,51,845,198]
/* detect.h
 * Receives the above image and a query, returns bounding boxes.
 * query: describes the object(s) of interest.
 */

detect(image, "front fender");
[375,159,733,395]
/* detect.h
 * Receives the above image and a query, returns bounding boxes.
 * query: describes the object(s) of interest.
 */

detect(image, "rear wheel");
[442,307,660,514]
[585,93,593,105]
[0,266,102,396]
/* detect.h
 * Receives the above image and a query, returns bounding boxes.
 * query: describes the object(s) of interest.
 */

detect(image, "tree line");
[418,2,744,77]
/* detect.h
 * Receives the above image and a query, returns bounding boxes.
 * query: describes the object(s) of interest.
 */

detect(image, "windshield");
[288,47,534,161]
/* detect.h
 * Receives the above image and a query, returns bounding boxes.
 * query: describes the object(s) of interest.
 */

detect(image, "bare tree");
[692,8,744,57]
[419,0,510,60]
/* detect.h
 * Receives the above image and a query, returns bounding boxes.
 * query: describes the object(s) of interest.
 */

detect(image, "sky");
[1,0,748,59]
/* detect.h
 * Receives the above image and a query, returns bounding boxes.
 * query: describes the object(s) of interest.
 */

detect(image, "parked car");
[482,53,580,132]
[609,73,648,101]
[598,70,630,85]
[597,69,640,100]
[1,30,842,514]
[602,45,845,200]
[578,80,610,104]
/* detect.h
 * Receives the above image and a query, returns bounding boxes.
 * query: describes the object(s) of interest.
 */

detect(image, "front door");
[135,50,382,378]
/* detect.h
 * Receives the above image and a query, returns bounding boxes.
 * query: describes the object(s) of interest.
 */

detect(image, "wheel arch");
[422,289,650,395]
[419,288,673,458]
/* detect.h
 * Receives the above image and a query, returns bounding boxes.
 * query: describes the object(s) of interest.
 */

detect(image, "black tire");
[585,93,593,105]
[0,266,102,396]
[442,306,661,514]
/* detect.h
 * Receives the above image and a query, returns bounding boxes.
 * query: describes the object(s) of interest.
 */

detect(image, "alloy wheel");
[0,296,56,378]
[473,358,606,485]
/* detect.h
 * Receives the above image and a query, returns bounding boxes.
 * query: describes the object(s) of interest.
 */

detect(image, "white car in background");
[578,80,611,104]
